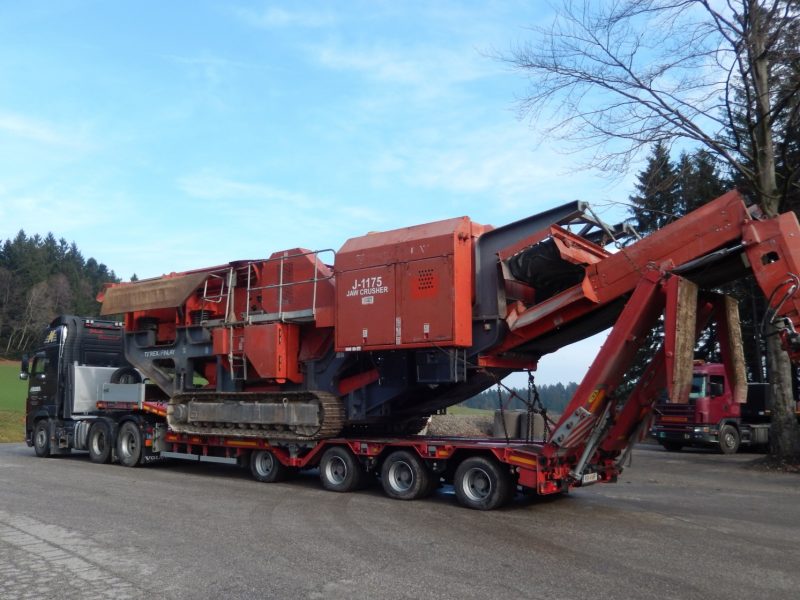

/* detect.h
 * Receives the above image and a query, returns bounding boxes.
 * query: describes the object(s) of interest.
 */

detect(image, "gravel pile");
[424,414,494,437]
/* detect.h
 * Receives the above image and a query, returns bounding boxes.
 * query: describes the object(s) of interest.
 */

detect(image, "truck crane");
[22,190,800,509]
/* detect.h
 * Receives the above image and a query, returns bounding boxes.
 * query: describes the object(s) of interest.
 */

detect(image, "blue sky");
[0,1,638,383]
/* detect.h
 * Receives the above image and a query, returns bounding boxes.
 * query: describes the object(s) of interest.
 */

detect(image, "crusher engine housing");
[100,202,616,440]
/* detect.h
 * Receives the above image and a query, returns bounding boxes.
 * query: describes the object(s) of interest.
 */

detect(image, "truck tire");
[661,441,683,452]
[454,456,514,511]
[380,450,432,501]
[88,422,113,464]
[116,422,143,467]
[319,446,365,493]
[250,450,288,483]
[110,367,142,385]
[719,424,740,454]
[33,420,50,458]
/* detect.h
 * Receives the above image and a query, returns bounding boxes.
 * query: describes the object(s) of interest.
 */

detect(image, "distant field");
[446,405,492,416]
[0,361,26,443]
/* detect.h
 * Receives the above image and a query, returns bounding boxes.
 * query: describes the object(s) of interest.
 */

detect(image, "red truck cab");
[651,362,771,454]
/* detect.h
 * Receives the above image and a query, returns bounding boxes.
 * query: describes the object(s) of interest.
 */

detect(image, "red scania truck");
[21,190,800,509]
[651,361,800,453]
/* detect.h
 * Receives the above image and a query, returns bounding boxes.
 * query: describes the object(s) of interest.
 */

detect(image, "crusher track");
[166,390,345,441]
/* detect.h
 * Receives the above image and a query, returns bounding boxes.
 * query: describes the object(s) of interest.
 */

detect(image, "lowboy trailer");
[21,190,800,509]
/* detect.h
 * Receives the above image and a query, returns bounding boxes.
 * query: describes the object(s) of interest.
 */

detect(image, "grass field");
[0,361,27,443]
[446,404,492,415]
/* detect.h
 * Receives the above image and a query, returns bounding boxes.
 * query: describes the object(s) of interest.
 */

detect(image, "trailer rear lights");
[428,446,451,458]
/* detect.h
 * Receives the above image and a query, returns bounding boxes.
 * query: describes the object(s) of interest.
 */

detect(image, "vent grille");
[417,268,435,291]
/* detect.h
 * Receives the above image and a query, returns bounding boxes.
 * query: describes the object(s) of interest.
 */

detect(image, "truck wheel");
[454,456,514,511]
[110,367,142,385]
[33,420,50,458]
[88,422,113,464]
[250,450,288,483]
[719,425,740,454]
[116,422,143,467]
[380,450,432,501]
[319,446,365,493]
[661,441,683,452]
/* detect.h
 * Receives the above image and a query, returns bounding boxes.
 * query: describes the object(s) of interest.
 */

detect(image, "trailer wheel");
[380,450,432,500]
[719,424,740,454]
[33,420,50,458]
[319,446,365,493]
[250,450,288,483]
[454,456,514,511]
[116,422,142,467]
[88,422,113,464]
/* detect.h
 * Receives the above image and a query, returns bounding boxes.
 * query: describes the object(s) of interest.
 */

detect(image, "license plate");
[582,472,599,485]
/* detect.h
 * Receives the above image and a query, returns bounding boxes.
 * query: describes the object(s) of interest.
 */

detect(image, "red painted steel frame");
[160,431,583,496]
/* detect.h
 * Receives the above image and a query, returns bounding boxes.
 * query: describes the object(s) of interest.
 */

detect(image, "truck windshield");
[689,375,707,399]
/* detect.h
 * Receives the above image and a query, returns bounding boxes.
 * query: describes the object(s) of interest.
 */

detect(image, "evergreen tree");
[0,231,120,357]
[622,145,731,395]
[628,142,679,234]
[676,150,730,215]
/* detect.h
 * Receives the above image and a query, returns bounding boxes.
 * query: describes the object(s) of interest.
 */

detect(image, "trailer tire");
[719,424,740,454]
[319,446,365,493]
[33,420,50,458]
[110,367,142,385]
[661,441,684,452]
[88,422,113,464]
[116,422,143,467]
[380,450,432,501]
[250,450,288,483]
[454,456,514,511]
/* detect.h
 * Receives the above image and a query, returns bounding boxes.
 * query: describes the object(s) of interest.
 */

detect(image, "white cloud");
[312,44,496,91]
[173,173,392,263]
[177,173,316,208]
[0,188,129,242]
[233,6,335,29]
[369,124,568,203]
[0,111,89,149]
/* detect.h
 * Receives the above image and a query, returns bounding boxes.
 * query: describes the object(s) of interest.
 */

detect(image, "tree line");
[0,231,119,357]
[461,382,579,415]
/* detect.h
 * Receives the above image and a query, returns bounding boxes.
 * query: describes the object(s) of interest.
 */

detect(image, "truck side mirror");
[19,354,29,381]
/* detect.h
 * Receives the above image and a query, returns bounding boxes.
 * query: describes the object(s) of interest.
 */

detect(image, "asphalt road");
[1,442,798,600]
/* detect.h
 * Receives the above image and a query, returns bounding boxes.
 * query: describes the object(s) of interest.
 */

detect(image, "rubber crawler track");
[167,390,345,441]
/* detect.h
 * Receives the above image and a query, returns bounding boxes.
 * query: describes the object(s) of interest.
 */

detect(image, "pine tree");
[0,232,120,357]
[676,150,729,214]
[628,142,679,234]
